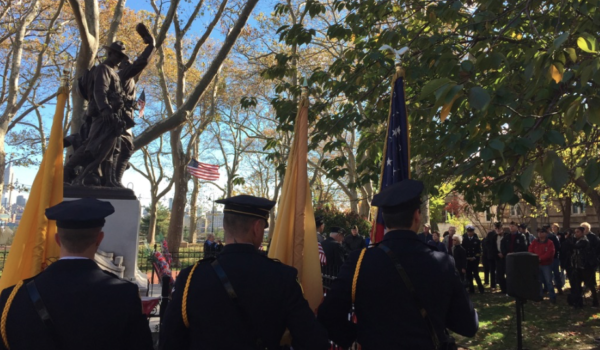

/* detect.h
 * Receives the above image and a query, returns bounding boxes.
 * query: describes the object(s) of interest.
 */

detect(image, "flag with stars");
[371,71,411,243]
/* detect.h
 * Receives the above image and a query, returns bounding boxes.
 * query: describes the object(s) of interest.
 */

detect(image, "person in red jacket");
[528,228,556,303]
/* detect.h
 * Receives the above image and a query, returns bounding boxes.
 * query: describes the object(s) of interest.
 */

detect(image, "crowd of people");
[415,221,600,308]
[316,218,371,276]
[317,215,600,309]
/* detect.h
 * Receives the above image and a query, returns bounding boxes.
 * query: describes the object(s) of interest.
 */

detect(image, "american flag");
[318,242,327,265]
[137,89,146,119]
[371,73,410,243]
[186,159,220,181]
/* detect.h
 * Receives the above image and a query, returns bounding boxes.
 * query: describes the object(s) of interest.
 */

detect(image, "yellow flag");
[0,85,66,291]
[268,95,323,312]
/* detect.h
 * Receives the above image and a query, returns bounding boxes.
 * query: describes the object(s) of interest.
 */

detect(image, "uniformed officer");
[318,180,478,349]
[463,225,485,294]
[160,195,329,350]
[321,226,347,276]
[315,216,325,243]
[0,198,153,350]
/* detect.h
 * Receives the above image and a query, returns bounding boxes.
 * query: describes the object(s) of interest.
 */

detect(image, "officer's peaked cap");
[371,179,424,213]
[46,198,115,229]
[216,195,275,227]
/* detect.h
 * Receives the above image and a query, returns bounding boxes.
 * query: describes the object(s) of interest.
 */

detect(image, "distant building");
[16,195,25,207]
[2,164,13,209]
[437,191,600,237]
[193,210,224,234]
[168,198,173,210]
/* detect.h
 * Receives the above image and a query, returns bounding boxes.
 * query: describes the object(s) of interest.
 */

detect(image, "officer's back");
[160,195,328,350]
[318,180,478,349]
[0,198,152,350]
[0,260,150,350]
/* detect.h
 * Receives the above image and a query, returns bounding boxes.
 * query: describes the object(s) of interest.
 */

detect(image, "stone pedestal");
[65,196,147,293]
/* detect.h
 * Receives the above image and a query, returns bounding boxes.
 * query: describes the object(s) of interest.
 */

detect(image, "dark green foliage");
[315,207,372,237]
[265,0,600,211]
[140,203,171,238]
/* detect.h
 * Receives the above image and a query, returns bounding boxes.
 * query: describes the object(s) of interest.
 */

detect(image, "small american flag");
[318,242,327,265]
[187,159,220,181]
[137,89,146,119]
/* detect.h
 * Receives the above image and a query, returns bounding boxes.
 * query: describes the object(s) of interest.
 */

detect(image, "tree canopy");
[265,0,600,213]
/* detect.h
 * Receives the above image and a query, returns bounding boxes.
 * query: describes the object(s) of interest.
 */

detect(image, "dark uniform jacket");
[501,232,528,256]
[321,237,347,274]
[318,230,478,349]
[560,236,575,270]
[452,245,467,271]
[160,244,329,350]
[548,233,561,259]
[462,234,481,261]
[343,234,366,252]
[484,231,498,259]
[0,259,152,350]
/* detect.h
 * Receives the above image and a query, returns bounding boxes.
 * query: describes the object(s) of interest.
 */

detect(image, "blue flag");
[372,74,410,243]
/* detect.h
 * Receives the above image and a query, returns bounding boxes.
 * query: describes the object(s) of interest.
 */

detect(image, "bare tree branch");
[105,0,127,45]
[133,0,259,149]
[184,0,229,70]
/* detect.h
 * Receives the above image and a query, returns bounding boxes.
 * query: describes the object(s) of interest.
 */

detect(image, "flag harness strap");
[0,280,63,350]
[351,244,441,350]
[181,259,266,349]
[25,280,63,347]
[210,259,266,349]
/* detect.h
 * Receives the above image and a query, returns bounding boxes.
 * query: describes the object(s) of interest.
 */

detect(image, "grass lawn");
[454,273,600,350]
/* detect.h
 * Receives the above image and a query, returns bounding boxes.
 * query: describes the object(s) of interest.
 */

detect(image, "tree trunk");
[562,196,571,230]
[105,0,127,45]
[358,182,372,218]
[0,0,41,199]
[68,0,100,134]
[0,126,7,202]
[147,200,158,244]
[166,126,189,256]
[420,195,430,229]
[189,177,199,243]
[574,177,600,230]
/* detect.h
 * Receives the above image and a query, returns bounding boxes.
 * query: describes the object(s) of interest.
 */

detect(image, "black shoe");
[479,289,485,294]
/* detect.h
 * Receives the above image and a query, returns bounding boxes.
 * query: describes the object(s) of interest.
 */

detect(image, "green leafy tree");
[140,203,171,242]
[268,0,600,224]
[315,207,372,237]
